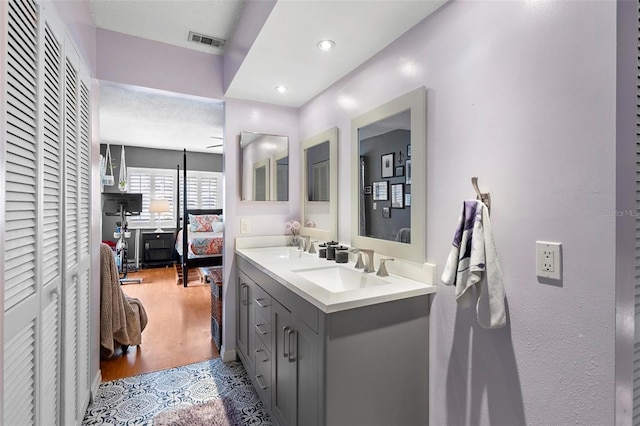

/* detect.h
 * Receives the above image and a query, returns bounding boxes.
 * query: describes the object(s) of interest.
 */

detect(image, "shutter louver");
[4,0,38,311]
[42,22,62,285]
[64,57,78,267]
[79,81,90,257]
[200,177,218,208]
[64,277,78,422]
[3,320,37,426]
[634,0,640,423]
[77,269,90,411]
[41,296,59,423]
[128,171,152,222]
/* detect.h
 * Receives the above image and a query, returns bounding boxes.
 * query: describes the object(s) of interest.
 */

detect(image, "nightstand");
[142,231,175,267]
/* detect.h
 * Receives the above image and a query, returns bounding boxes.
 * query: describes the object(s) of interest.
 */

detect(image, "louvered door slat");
[633,0,640,421]
[64,279,78,423]
[41,297,59,423]
[79,82,90,257]
[3,320,36,426]
[5,0,38,313]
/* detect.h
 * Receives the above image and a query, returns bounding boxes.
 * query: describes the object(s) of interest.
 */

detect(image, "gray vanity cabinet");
[236,271,256,376]
[236,254,430,426]
[272,300,319,426]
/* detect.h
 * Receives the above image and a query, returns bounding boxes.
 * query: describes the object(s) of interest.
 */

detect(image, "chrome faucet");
[308,240,317,254]
[299,235,311,251]
[376,258,395,277]
[351,249,375,273]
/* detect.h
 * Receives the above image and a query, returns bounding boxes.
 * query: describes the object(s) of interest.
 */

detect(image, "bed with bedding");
[175,150,224,286]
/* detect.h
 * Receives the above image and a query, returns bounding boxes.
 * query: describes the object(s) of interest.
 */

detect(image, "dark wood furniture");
[175,150,224,286]
[200,266,223,350]
[142,231,174,267]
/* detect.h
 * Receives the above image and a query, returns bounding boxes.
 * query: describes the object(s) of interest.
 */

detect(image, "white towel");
[441,200,506,329]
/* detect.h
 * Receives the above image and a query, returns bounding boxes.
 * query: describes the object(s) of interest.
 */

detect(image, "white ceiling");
[89,0,446,153]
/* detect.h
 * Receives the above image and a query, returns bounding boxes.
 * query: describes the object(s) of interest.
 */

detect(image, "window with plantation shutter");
[128,167,221,228]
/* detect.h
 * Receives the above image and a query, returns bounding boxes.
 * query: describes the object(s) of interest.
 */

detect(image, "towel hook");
[471,177,491,214]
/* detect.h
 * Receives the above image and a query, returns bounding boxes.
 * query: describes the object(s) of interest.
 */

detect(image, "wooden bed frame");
[175,149,223,286]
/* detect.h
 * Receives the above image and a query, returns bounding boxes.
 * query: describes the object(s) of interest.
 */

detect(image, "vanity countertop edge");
[236,246,437,314]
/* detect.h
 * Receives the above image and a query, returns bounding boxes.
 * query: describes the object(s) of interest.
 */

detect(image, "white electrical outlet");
[536,241,562,280]
[240,218,251,234]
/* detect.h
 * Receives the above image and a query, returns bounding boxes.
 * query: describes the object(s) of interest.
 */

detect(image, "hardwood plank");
[100,266,219,382]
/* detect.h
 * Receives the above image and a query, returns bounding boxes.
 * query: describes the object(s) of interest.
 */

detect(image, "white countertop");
[236,246,437,313]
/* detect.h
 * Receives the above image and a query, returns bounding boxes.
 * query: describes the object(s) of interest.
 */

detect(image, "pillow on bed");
[212,221,224,232]
[188,214,220,232]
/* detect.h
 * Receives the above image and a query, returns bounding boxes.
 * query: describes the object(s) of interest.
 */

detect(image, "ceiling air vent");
[188,31,226,48]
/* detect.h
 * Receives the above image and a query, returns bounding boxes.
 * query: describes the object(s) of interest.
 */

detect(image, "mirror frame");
[300,127,338,242]
[350,87,426,263]
[240,131,289,201]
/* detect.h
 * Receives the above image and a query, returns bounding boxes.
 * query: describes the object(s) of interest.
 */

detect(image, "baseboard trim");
[91,370,102,402]
[221,349,237,363]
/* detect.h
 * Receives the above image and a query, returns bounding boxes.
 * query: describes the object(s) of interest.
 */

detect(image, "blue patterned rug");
[82,358,272,425]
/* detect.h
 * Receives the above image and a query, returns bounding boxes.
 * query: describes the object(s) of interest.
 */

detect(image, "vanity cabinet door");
[237,271,255,375]
[272,300,295,426]
[272,300,319,426]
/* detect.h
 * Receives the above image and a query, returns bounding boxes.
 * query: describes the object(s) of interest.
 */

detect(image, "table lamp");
[149,199,170,232]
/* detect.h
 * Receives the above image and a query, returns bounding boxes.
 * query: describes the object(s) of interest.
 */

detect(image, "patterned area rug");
[82,358,272,425]
[153,397,240,426]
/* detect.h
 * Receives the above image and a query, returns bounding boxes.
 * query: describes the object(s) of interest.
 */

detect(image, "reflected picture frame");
[391,183,404,208]
[405,159,412,185]
[372,181,388,201]
[381,153,394,178]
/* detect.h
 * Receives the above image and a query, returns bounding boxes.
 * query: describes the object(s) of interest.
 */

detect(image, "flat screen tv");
[102,193,143,216]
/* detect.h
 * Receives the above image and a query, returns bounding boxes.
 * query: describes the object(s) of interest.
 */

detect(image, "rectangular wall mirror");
[301,127,338,241]
[351,87,426,263]
[240,131,289,201]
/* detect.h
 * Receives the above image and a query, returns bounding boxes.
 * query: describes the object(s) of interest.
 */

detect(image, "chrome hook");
[471,177,491,214]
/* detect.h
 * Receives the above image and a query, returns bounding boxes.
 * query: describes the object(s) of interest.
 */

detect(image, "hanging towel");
[441,200,506,329]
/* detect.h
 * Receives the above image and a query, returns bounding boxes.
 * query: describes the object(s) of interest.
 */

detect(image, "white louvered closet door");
[62,39,92,426]
[3,0,41,423]
[2,0,92,424]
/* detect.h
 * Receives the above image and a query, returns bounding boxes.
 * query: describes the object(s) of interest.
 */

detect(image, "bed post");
[182,149,189,286]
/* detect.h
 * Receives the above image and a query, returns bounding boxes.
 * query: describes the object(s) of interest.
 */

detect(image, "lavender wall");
[299,1,618,424]
[96,29,225,99]
[222,98,300,357]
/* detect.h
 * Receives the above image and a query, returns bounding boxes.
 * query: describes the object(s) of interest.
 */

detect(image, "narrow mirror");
[301,127,338,241]
[240,131,289,201]
[351,87,426,263]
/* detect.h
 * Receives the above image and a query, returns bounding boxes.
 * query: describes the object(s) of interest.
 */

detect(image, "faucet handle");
[308,240,318,254]
[354,252,365,269]
[376,258,395,277]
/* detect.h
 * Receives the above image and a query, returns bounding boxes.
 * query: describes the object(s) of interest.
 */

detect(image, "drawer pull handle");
[287,329,296,362]
[240,283,248,305]
[255,323,268,335]
[255,374,268,390]
[255,348,269,363]
[255,298,269,308]
[283,326,290,357]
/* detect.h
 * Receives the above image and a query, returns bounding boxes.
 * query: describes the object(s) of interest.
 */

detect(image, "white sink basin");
[292,265,390,293]
[255,247,314,259]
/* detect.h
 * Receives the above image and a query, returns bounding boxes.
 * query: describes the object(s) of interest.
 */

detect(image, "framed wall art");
[381,153,394,178]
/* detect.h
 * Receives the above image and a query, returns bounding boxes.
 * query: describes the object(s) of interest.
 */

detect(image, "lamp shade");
[149,199,170,213]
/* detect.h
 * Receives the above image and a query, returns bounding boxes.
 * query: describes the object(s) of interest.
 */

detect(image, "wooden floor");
[100,266,220,382]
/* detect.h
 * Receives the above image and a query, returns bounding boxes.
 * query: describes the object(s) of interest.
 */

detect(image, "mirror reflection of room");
[358,109,411,243]
[305,140,330,229]
[240,131,289,201]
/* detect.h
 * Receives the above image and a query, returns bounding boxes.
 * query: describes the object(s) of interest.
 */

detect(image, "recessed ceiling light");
[317,40,335,51]
[275,85,287,94]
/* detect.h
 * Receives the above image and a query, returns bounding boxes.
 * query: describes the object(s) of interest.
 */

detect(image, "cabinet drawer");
[254,318,272,352]
[253,284,272,324]
[254,352,272,405]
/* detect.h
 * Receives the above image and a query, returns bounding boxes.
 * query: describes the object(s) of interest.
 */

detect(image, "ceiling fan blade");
[206,143,223,148]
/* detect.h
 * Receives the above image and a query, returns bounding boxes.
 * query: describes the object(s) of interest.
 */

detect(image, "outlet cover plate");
[536,241,562,280]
